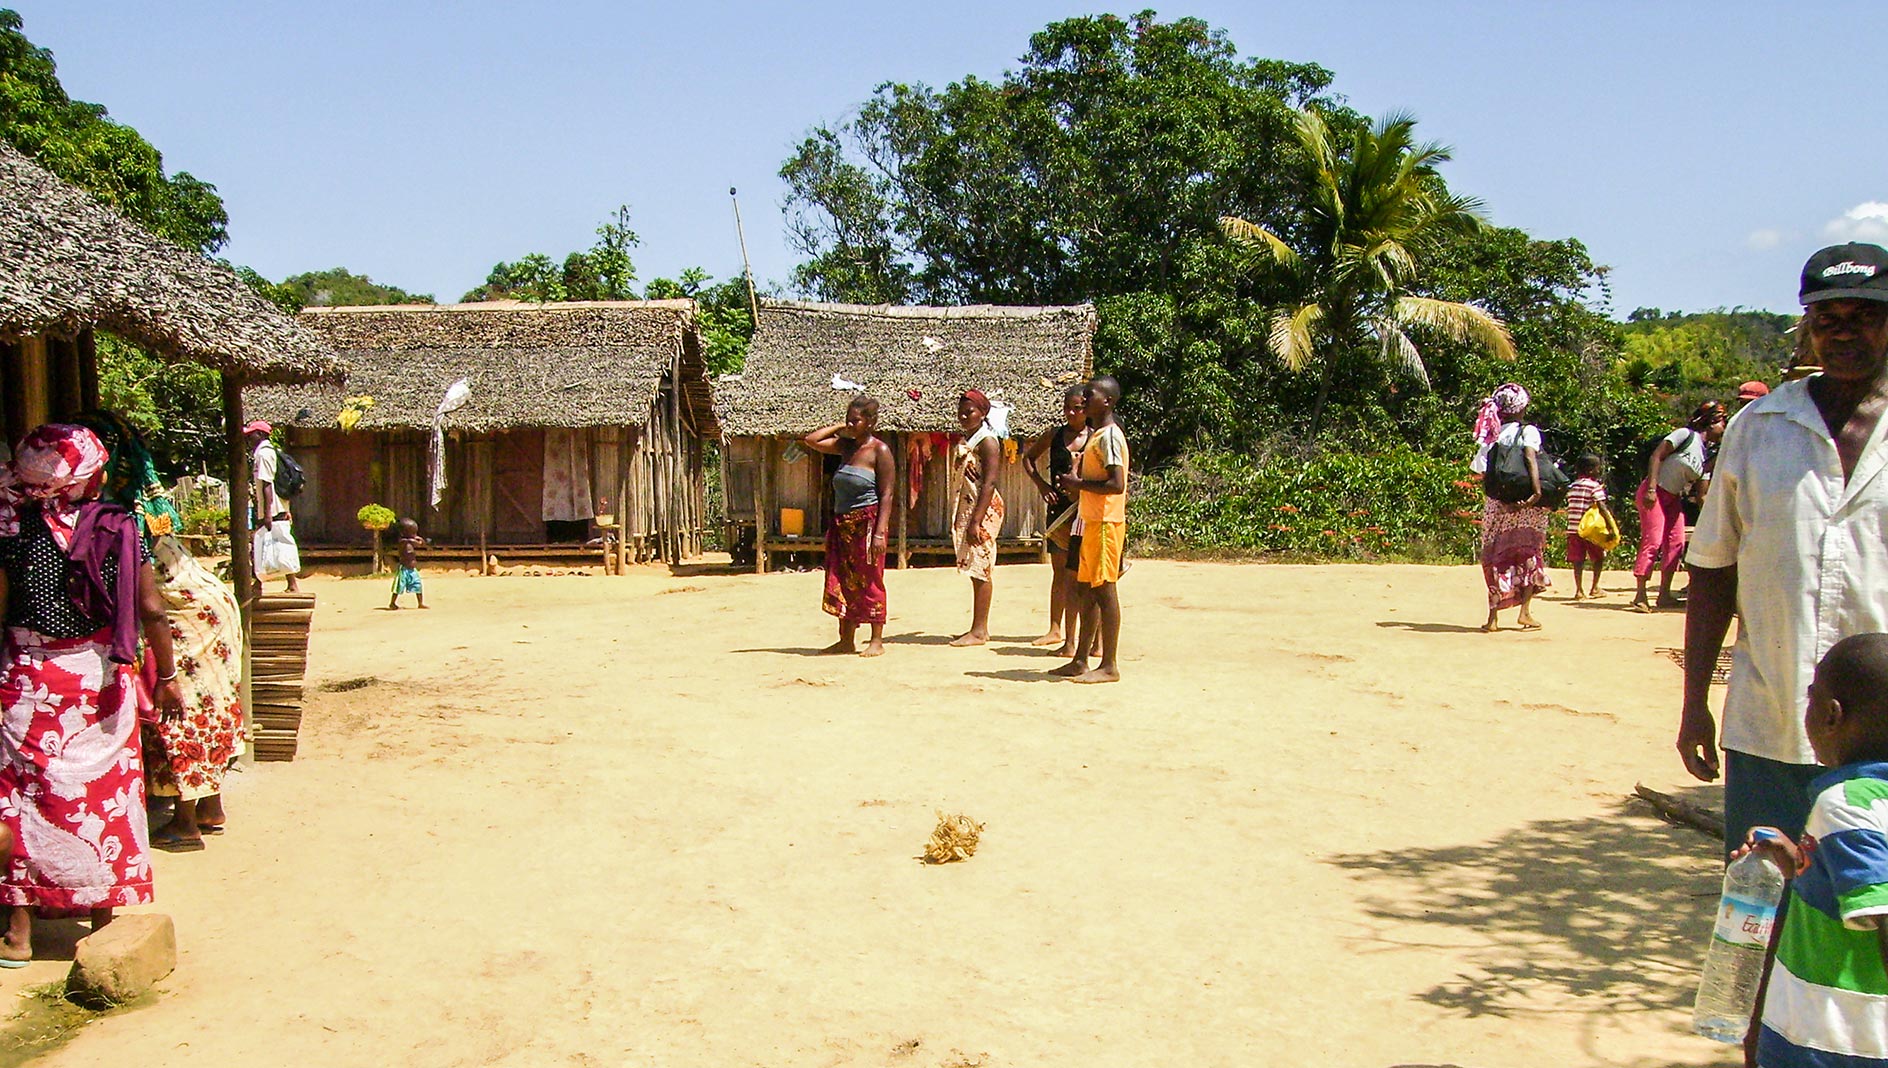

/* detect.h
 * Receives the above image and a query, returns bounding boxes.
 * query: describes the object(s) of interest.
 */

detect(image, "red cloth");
[822,505,887,625]
[1634,484,1687,580]
[0,626,152,910]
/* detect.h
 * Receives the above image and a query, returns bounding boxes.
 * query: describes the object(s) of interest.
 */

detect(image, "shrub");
[1132,448,1485,562]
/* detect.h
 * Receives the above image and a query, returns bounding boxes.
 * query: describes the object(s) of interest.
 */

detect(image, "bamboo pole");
[896,434,910,570]
[221,374,255,764]
[615,426,630,573]
[670,351,684,564]
[754,437,770,574]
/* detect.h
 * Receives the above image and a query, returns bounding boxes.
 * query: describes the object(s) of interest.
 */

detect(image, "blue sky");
[18,2,1887,314]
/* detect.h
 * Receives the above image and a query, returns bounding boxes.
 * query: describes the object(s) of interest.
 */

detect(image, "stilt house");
[716,300,1096,572]
[245,301,716,569]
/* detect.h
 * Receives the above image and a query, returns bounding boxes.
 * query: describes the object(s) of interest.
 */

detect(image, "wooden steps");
[251,591,314,761]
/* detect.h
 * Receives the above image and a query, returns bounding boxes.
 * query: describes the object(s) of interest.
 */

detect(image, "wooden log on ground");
[1632,783,1724,840]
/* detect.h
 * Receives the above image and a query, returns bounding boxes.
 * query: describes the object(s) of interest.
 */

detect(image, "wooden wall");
[287,406,707,556]
[728,430,1051,544]
[2,331,99,448]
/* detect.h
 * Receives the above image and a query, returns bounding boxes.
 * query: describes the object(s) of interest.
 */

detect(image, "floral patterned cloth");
[541,429,594,523]
[1480,497,1552,610]
[951,430,1005,582]
[141,536,244,802]
[0,626,152,910]
[822,505,886,624]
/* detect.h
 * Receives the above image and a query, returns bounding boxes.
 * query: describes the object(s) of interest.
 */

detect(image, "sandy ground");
[2,559,1743,1068]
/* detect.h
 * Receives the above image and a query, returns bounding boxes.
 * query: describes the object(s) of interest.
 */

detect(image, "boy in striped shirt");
[1564,453,1608,600]
[1741,633,1888,1067]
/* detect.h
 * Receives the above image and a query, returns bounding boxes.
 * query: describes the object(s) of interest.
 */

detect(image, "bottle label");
[1713,894,1778,948]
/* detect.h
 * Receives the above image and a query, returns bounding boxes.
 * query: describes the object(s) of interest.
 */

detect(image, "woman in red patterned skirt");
[805,397,894,657]
[0,425,183,966]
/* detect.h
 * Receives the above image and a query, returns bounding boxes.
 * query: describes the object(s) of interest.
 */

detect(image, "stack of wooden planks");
[250,591,314,761]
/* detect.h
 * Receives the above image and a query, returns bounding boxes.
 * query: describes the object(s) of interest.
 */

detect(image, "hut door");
[491,429,545,543]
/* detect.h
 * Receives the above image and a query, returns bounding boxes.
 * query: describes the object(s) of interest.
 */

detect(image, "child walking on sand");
[1737,633,1888,1067]
[1564,453,1610,600]
[389,517,427,610]
[1052,375,1128,684]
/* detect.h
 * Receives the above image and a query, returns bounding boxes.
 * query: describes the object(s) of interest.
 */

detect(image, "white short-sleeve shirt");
[1469,422,1541,474]
[1687,378,1888,763]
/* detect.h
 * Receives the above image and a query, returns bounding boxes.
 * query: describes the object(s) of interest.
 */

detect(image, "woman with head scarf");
[1470,384,1552,631]
[0,424,183,965]
[78,412,246,851]
[1630,399,1728,612]
[949,390,1006,646]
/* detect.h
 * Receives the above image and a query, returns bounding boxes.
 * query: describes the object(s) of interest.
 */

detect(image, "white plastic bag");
[253,523,301,578]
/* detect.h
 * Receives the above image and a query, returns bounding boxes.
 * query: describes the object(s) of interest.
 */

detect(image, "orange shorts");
[1077,521,1125,586]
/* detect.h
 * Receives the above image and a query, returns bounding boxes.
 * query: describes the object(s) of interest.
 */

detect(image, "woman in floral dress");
[79,412,244,852]
[949,390,1005,647]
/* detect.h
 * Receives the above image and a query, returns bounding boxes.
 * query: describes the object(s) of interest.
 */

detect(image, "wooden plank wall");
[730,431,1049,543]
[287,415,706,557]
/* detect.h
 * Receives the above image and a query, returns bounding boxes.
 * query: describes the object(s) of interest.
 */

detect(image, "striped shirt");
[1758,761,1888,1068]
[1565,476,1606,534]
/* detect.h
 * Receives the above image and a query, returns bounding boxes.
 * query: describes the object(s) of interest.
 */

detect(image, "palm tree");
[1220,109,1515,442]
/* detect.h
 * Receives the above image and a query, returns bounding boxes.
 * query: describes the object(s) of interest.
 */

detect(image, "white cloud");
[1823,201,1888,243]
[1747,228,1786,250]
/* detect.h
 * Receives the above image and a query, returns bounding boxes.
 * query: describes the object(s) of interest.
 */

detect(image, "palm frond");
[1218,216,1302,271]
[1374,318,1431,390]
[1269,303,1323,373]
[1395,296,1516,361]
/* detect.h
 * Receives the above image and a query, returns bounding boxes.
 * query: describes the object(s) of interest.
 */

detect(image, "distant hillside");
[287,267,434,307]
[1617,307,1796,415]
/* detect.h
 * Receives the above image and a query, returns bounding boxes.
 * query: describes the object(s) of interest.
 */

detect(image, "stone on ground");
[66,913,176,1006]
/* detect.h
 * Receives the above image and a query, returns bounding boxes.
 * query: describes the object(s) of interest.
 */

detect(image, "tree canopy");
[287,267,435,308]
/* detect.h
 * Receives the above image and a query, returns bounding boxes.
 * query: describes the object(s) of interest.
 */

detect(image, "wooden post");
[615,425,630,574]
[221,374,255,764]
[669,354,684,564]
[754,437,770,574]
[896,434,910,570]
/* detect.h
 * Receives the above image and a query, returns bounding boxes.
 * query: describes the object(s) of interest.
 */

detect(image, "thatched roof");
[0,139,342,383]
[716,300,1096,437]
[245,301,716,434]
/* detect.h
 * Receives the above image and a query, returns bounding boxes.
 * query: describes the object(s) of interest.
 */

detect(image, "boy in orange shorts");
[1052,375,1128,684]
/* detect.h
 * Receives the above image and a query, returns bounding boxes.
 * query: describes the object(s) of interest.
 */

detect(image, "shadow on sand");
[963,668,1067,684]
[1329,794,1723,1021]
[1374,620,1489,635]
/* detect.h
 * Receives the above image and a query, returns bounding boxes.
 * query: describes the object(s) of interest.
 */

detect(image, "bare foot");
[949,632,988,648]
[1517,615,1543,631]
[1589,587,1608,598]
[1052,643,1077,659]
[1479,621,1499,633]
[818,640,858,656]
[1049,659,1088,677]
[387,602,400,611]
[1030,631,1064,647]
[859,642,885,658]
[1570,591,1585,602]
[1073,665,1121,684]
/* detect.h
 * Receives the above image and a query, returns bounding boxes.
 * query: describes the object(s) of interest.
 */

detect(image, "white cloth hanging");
[428,378,471,509]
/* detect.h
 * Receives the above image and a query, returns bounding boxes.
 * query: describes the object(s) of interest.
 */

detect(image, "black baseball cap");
[1800,243,1888,304]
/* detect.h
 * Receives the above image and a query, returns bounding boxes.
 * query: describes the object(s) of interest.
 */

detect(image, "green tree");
[644,268,755,376]
[286,267,434,307]
[1,9,228,252]
[589,204,639,300]
[1219,109,1514,442]
[777,11,1348,461]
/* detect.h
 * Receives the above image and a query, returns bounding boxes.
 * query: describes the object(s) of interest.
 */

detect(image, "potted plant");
[358,503,396,574]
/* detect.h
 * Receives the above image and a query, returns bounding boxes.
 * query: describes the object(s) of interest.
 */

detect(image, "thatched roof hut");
[717,300,1097,572]
[716,300,1096,438]
[244,301,716,567]
[247,300,715,435]
[0,139,341,383]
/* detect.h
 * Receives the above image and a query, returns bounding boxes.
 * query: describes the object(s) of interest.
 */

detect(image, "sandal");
[150,826,206,853]
[1629,600,1653,614]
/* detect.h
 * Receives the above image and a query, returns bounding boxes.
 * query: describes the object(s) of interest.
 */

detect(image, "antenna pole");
[730,187,761,324]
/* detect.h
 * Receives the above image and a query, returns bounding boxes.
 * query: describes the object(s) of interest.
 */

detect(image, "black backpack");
[271,446,306,499]
[1484,427,1572,507]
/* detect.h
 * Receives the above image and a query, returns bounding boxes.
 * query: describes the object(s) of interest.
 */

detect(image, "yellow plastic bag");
[1577,500,1621,552]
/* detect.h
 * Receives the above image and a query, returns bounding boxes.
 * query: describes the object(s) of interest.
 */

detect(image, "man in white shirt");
[246,420,301,594]
[1680,242,1888,855]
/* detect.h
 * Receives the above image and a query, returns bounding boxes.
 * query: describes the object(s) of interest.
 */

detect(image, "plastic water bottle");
[1693,830,1788,1043]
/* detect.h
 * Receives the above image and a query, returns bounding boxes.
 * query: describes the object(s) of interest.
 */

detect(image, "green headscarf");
[73,410,184,540]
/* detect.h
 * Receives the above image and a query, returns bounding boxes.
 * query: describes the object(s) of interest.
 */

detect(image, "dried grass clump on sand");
[923,811,984,864]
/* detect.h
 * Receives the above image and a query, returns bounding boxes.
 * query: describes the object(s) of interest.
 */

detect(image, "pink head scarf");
[1473,383,1530,446]
[0,424,110,548]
